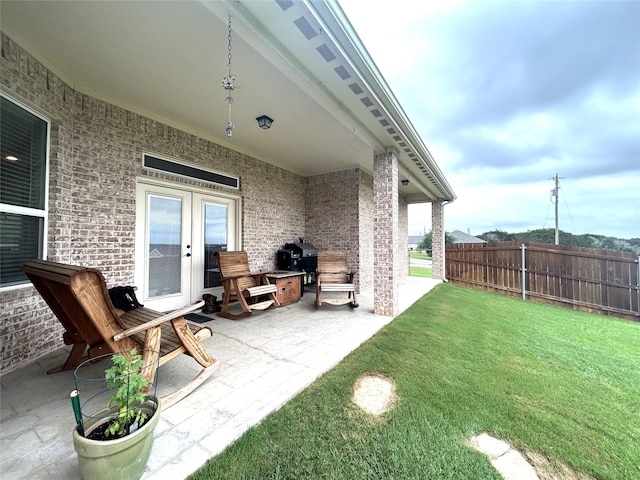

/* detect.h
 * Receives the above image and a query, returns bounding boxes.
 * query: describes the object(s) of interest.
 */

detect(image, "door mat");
[184,313,215,324]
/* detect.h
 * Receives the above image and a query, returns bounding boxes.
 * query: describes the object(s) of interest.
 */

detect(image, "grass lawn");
[190,284,640,480]
[410,265,432,278]
[409,251,431,260]
[409,250,432,277]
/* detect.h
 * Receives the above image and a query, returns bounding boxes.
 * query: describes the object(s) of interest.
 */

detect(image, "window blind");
[0,96,48,287]
[1,97,47,209]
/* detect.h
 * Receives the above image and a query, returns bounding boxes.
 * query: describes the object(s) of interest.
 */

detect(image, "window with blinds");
[0,95,49,288]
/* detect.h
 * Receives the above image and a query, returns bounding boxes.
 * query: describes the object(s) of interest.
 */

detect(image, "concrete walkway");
[1,276,440,480]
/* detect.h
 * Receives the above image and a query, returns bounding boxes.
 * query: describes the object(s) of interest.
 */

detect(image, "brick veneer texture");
[373,150,399,317]
[431,201,445,280]
[0,35,302,372]
[358,170,375,291]
[304,169,376,291]
[0,33,407,373]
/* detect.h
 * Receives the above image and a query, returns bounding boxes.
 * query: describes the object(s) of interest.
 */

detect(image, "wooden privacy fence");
[445,241,640,321]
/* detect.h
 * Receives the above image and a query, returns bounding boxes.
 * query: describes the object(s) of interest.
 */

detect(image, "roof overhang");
[0,0,455,203]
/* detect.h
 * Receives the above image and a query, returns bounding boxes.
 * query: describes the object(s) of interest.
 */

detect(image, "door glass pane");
[204,203,227,288]
[148,195,182,298]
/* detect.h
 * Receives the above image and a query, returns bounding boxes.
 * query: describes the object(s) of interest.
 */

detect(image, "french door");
[135,181,239,311]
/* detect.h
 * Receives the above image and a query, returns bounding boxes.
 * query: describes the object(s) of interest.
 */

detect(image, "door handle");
[186,253,191,257]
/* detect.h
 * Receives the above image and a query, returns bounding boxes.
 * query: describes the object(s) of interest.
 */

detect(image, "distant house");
[450,230,486,244]
[408,235,424,251]
[409,231,485,250]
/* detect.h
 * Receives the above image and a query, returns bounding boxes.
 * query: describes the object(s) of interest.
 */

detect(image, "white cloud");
[340,0,640,239]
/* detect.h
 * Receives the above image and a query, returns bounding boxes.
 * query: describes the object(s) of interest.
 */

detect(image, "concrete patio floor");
[1,276,440,480]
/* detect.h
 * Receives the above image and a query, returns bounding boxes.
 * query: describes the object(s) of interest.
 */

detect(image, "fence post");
[521,244,527,300]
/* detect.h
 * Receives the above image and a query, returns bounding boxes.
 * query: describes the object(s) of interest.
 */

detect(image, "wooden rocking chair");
[315,251,359,308]
[22,260,219,409]
[215,251,279,320]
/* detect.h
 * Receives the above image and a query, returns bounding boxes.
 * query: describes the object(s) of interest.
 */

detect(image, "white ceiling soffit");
[0,0,455,202]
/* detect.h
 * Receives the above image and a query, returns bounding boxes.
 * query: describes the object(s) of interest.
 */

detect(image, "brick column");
[373,148,399,316]
[431,201,445,280]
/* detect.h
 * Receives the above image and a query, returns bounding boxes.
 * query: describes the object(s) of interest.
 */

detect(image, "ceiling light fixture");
[401,179,409,186]
[256,115,274,129]
[221,16,236,137]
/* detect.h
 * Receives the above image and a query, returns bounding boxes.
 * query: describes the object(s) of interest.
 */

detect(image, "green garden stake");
[70,390,84,437]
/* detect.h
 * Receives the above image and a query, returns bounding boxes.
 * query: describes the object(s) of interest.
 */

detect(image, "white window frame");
[0,92,50,291]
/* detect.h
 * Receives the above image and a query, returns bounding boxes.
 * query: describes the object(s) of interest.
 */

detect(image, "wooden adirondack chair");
[215,251,279,320]
[22,260,219,408]
[315,251,359,308]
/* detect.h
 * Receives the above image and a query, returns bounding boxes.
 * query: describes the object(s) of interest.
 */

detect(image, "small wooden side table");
[266,271,305,306]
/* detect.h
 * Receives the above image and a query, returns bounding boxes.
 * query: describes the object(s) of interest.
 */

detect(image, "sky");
[339,0,640,239]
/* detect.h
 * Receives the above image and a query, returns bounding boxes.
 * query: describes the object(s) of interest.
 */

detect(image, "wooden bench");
[22,260,219,408]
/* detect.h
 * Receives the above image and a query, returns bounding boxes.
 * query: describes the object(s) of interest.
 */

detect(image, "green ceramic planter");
[72,396,160,480]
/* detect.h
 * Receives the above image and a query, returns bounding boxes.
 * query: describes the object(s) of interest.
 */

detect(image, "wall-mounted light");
[401,179,409,186]
[256,115,274,129]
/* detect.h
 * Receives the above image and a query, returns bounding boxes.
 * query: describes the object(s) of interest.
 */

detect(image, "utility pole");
[551,173,560,245]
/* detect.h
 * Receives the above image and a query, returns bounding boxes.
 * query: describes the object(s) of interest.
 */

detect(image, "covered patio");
[1,2,454,475]
[1,277,440,480]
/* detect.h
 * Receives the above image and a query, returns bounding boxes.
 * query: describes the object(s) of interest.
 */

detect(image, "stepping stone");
[352,374,397,415]
[468,432,539,480]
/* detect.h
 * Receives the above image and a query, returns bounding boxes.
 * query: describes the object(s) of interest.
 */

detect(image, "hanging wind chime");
[221,16,236,137]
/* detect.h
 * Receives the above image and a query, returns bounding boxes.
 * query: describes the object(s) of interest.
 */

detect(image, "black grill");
[277,249,301,271]
[284,242,317,258]
[278,242,318,284]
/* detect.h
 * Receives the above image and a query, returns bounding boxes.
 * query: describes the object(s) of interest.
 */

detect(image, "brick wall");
[0,34,305,373]
[1,35,78,371]
[431,201,445,280]
[305,169,361,288]
[358,170,375,291]
[373,150,399,316]
[0,32,409,373]
[304,164,408,298]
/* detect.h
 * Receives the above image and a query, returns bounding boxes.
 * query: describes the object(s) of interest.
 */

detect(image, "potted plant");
[72,349,161,480]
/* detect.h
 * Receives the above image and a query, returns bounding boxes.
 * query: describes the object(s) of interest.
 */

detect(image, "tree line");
[416,229,640,254]
[416,231,457,252]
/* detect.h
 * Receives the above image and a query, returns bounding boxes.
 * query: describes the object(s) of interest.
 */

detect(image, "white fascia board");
[305,0,456,202]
